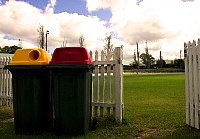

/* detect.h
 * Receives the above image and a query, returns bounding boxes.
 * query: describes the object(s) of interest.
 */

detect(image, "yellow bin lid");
[9,48,52,65]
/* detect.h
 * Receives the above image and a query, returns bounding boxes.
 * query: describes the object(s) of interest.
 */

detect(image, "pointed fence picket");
[0,57,13,107]
[184,39,200,129]
[90,47,124,123]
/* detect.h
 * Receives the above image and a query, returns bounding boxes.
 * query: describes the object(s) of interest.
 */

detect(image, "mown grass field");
[1,73,200,138]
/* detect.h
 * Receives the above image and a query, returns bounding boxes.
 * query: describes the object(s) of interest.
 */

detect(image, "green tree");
[104,33,114,60]
[79,34,85,47]
[140,53,155,68]
[37,25,45,49]
[156,59,166,68]
[0,45,22,54]
[174,59,184,68]
[61,37,67,47]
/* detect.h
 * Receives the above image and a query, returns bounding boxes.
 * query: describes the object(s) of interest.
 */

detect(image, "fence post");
[184,42,190,125]
[191,40,199,129]
[114,47,123,123]
[93,51,99,117]
[198,39,200,127]
[106,49,112,117]
[188,41,195,127]
[99,50,105,117]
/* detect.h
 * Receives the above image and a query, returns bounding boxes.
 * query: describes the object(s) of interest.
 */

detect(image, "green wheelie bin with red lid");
[48,46,93,136]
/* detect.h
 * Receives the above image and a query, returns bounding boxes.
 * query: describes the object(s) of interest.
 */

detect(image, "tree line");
[131,44,184,69]
[0,45,22,54]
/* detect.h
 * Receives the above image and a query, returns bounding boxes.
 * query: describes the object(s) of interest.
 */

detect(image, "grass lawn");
[1,73,200,138]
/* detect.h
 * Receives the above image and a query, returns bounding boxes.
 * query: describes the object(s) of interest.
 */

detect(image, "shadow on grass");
[0,118,142,139]
[164,125,200,139]
[0,121,70,139]
[2,118,200,139]
[146,125,200,139]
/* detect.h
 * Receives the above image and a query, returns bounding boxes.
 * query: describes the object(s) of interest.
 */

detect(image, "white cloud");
[86,0,200,60]
[0,1,42,42]
[45,0,57,14]
[0,1,108,52]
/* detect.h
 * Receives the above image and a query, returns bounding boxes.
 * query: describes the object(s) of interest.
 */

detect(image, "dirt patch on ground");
[135,128,157,138]
[2,118,14,123]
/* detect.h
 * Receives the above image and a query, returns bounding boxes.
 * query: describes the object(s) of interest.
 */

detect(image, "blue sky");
[19,0,112,21]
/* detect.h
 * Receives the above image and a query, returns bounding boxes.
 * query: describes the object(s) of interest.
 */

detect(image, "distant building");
[165,60,173,64]
[122,60,133,65]
[0,53,14,58]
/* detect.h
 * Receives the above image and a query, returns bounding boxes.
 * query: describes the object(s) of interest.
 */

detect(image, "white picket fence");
[0,57,12,107]
[184,39,200,129]
[0,47,124,123]
[90,47,124,123]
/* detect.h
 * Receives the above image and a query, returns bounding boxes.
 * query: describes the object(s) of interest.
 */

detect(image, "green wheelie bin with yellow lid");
[5,48,52,134]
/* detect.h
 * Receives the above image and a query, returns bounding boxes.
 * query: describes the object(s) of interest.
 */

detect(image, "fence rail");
[184,39,200,129]
[0,47,124,123]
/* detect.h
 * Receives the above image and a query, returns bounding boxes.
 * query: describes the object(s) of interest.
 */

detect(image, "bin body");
[5,48,52,134]
[49,47,93,136]
[6,66,52,134]
[50,65,92,135]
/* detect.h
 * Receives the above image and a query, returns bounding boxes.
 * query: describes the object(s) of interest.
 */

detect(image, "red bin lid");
[50,47,93,64]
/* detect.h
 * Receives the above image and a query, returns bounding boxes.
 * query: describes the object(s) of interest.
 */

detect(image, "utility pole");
[133,50,137,67]
[145,40,147,48]
[45,30,49,51]
[146,40,148,68]
[145,40,150,68]
[159,51,162,68]
[180,50,182,59]
[18,39,22,48]
[180,50,182,68]
[136,41,139,74]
